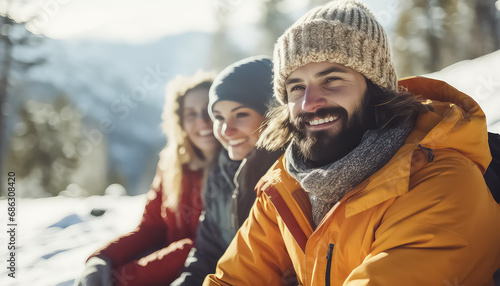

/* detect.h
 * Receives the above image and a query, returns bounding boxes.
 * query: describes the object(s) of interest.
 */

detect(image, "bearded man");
[204,1,500,285]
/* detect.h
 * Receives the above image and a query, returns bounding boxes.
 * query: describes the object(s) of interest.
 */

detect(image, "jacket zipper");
[304,183,367,285]
[231,158,247,230]
[325,243,335,286]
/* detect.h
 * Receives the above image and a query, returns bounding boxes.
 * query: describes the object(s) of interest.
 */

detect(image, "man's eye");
[324,77,342,84]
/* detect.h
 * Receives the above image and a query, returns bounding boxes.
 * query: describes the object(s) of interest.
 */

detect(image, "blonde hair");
[159,70,217,209]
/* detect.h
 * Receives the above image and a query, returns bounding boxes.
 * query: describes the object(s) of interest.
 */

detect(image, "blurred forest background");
[1,0,499,197]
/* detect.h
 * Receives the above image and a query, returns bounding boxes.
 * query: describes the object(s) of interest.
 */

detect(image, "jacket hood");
[343,76,492,217]
[400,76,491,172]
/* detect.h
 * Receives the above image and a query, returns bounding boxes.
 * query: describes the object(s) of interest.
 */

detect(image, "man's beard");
[290,101,369,167]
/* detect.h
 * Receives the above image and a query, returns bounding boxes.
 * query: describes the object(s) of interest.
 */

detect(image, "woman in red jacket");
[75,71,220,286]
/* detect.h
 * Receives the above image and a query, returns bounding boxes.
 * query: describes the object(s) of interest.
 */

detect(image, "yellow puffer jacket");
[204,77,500,286]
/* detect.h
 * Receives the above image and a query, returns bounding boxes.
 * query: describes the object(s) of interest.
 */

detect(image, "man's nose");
[302,85,326,113]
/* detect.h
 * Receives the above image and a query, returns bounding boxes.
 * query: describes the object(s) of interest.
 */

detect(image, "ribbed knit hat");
[273,0,397,105]
[209,56,274,118]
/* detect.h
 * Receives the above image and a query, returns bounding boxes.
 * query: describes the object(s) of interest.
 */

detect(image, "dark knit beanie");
[208,55,274,119]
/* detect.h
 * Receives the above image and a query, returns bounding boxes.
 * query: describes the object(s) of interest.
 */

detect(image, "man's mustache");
[292,107,348,128]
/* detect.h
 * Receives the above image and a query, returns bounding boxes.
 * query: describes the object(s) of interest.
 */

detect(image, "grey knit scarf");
[285,121,414,227]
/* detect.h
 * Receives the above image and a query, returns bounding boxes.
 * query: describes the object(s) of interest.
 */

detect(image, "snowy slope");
[0,195,145,286]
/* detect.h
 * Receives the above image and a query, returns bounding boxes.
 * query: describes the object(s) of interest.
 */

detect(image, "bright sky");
[23,0,223,42]
[4,0,273,43]
[2,0,395,44]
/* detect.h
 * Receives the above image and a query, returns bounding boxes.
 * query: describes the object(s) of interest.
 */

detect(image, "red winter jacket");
[90,163,204,286]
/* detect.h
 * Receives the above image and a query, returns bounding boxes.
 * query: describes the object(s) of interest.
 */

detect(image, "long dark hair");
[257,78,428,151]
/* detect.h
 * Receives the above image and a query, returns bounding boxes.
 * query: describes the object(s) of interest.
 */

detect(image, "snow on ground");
[0,194,145,286]
[0,51,499,286]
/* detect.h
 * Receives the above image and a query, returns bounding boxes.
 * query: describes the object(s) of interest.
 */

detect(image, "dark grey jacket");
[172,147,283,285]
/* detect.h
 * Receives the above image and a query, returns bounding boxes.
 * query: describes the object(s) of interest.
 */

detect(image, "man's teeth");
[309,115,339,126]
[199,129,213,136]
[229,138,246,145]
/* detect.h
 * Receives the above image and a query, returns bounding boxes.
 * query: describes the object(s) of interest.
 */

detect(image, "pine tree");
[467,0,500,58]
[7,95,82,196]
[1,1,44,186]
[394,0,500,77]
[255,0,293,55]
[208,0,246,70]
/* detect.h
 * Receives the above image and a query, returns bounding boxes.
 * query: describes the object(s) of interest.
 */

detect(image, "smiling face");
[212,101,265,161]
[182,88,219,156]
[285,61,369,166]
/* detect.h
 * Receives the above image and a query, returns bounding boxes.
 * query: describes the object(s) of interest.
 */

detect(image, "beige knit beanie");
[273,0,397,105]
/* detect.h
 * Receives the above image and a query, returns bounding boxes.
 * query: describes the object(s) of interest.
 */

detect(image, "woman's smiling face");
[212,100,264,161]
[182,88,218,155]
